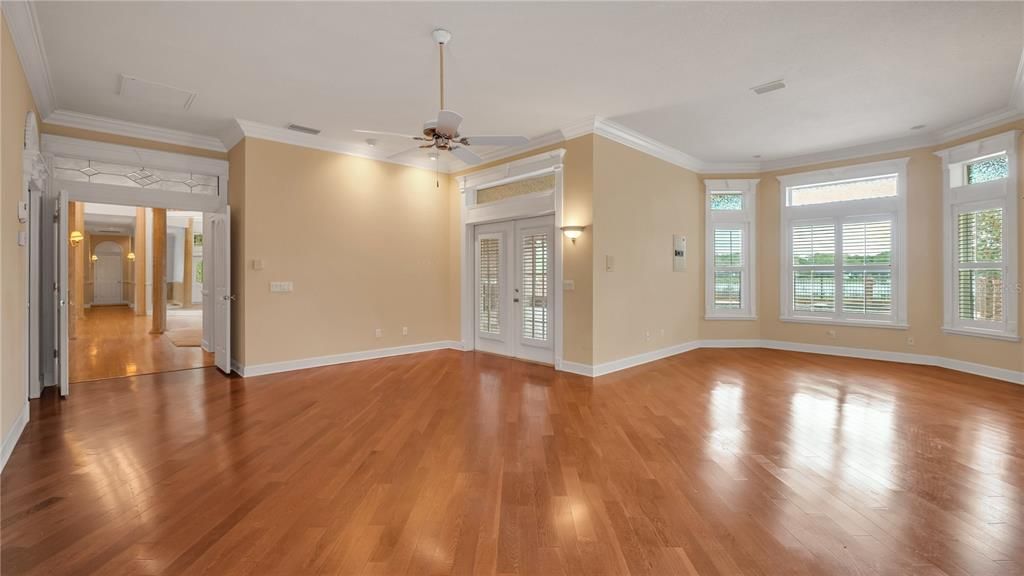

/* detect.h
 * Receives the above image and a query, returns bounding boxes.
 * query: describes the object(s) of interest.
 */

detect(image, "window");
[705,179,757,319]
[521,232,549,341]
[936,131,1018,341]
[779,159,908,327]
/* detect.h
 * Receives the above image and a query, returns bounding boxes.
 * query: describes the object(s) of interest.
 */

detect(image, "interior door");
[93,253,121,304]
[473,216,555,364]
[514,216,555,364]
[474,221,514,356]
[211,206,231,373]
[57,191,69,397]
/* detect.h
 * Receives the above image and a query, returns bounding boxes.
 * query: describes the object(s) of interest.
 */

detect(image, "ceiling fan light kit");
[353,28,529,165]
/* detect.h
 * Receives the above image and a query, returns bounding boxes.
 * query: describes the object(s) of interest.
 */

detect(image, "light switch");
[563,279,575,291]
[252,259,264,271]
[605,255,615,272]
[17,230,27,246]
[269,281,293,293]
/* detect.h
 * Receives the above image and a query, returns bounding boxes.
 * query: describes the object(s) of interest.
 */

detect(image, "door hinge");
[53,349,59,359]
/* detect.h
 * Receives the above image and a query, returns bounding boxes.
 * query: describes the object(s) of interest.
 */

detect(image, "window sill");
[705,314,757,321]
[941,326,1020,342]
[780,316,909,330]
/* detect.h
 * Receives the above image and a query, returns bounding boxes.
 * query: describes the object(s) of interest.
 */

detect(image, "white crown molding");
[232,118,443,172]
[8,0,1023,179]
[45,109,228,152]
[2,0,56,117]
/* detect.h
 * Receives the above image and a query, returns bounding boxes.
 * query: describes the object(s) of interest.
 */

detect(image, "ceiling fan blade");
[353,129,420,140]
[450,146,482,165]
[460,135,529,147]
[436,110,463,137]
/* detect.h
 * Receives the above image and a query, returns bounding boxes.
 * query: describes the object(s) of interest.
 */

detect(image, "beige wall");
[701,120,1024,374]
[2,13,38,441]
[236,137,454,366]
[592,136,703,364]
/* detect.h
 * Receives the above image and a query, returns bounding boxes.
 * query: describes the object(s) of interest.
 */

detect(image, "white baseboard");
[590,341,702,377]
[553,339,1024,385]
[1,401,30,473]
[558,360,595,377]
[234,340,464,378]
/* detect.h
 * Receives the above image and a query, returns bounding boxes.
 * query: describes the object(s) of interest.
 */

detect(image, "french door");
[474,216,554,364]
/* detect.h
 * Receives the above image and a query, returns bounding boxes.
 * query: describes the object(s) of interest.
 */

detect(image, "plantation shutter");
[478,236,501,334]
[956,207,1004,322]
[712,227,743,310]
[791,222,836,312]
[521,231,549,341]
[841,219,893,316]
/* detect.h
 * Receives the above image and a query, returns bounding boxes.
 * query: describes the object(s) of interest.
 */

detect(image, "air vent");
[287,123,321,135]
[751,79,786,95]
[99,228,122,234]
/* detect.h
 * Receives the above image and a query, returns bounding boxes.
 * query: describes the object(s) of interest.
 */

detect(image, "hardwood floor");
[3,348,1022,575]
[70,306,213,383]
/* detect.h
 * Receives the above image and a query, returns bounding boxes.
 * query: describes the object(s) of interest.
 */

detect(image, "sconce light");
[561,225,585,245]
[127,252,136,262]
[69,230,83,247]
[90,254,98,263]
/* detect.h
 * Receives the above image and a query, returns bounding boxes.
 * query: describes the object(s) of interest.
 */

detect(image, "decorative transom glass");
[709,192,743,211]
[966,154,1008,185]
[52,156,218,195]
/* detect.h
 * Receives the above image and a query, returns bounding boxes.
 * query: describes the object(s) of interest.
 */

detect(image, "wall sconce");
[561,225,585,245]
[127,252,136,262]
[69,230,83,247]
[91,254,98,263]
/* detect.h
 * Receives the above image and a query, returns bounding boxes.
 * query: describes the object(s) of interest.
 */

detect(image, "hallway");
[70,306,213,383]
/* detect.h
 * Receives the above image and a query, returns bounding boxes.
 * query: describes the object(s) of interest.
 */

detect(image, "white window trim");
[705,179,758,320]
[935,130,1019,342]
[778,158,909,328]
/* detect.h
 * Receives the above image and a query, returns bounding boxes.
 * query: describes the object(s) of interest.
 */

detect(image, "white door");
[57,191,69,397]
[474,221,513,356]
[93,245,123,305]
[473,216,554,364]
[514,216,555,364]
[210,206,231,373]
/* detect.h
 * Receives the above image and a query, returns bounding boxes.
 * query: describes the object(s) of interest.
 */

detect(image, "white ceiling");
[28,2,1024,166]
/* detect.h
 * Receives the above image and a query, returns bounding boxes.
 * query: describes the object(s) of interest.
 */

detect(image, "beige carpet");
[165,328,202,347]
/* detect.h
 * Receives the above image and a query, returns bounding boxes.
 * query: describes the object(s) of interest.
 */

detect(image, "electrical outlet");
[826,329,837,338]
[402,326,409,336]
[606,255,615,272]
[644,329,652,342]
[375,328,383,338]
[563,279,575,291]
[906,336,915,346]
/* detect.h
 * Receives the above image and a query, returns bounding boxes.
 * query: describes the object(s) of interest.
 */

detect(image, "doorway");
[474,216,555,364]
[67,203,215,383]
[29,133,231,399]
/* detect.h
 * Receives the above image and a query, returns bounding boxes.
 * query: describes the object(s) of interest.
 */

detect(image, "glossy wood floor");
[70,306,213,383]
[3,348,1022,575]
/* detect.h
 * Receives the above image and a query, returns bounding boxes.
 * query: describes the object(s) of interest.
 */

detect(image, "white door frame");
[37,134,232,378]
[24,112,47,399]
[459,149,566,369]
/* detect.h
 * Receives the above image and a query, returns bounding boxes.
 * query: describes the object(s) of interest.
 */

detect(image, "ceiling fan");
[354,29,529,165]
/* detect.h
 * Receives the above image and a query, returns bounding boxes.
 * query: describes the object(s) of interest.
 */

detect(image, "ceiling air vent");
[751,79,786,95]
[287,123,321,136]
